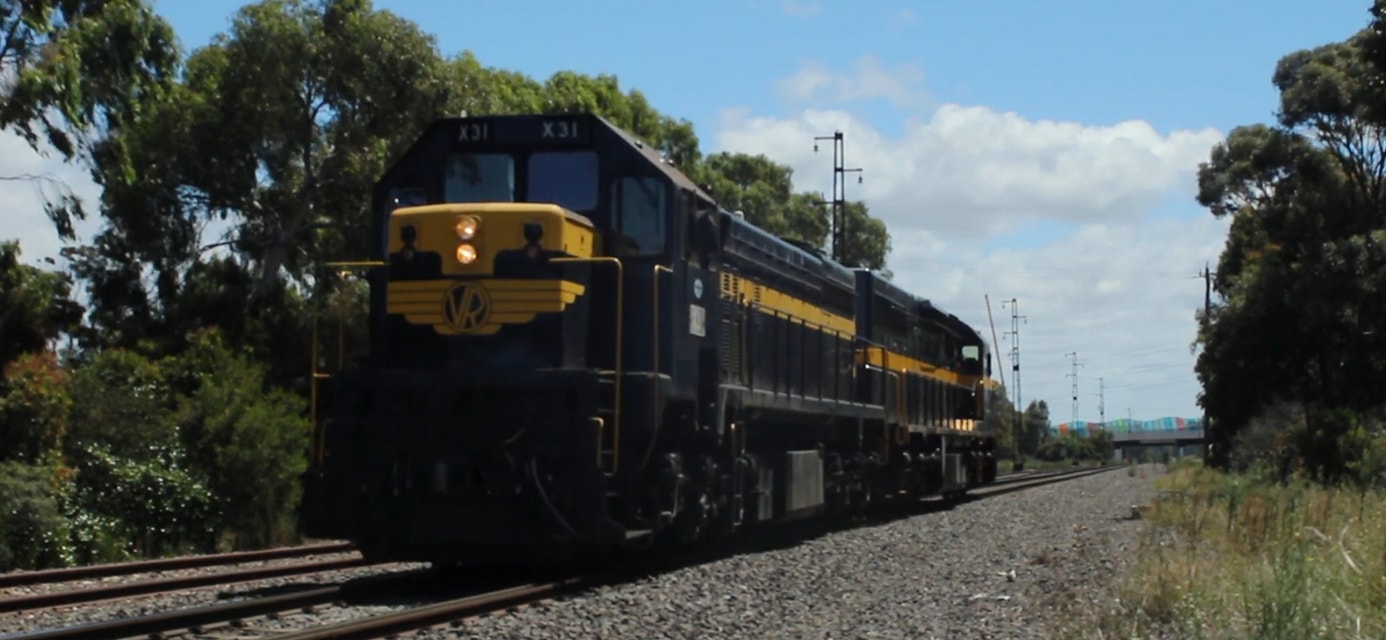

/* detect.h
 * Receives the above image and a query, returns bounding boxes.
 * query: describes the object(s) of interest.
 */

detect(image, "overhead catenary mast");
[811,131,863,263]
[1001,298,1026,462]
[1066,351,1084,424]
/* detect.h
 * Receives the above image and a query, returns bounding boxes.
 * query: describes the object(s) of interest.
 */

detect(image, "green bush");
[54,331,312,555]
[67,444,218,559]
[0,352,72,464]
[65,348,180,465]
[1035,430,1114,463]
[163,329,310,549]
[0,461,70,571]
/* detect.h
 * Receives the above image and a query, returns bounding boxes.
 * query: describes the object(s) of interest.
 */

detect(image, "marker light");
[455,216,480,241]
[456,243,478,264]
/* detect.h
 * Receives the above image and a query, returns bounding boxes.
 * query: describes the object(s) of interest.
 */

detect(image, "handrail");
[309,260,386,466]
[882,368,902,461]
[551,256,624,473]
[641,264,673,472]
[652,265,673,377]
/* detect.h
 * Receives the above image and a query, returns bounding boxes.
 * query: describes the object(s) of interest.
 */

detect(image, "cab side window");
[611,177,667,255]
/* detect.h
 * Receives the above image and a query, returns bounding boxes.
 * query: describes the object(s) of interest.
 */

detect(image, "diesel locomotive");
[302,113,999,566]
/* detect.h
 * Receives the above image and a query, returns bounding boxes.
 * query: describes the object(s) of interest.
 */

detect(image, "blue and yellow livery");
[304,113,1001,569]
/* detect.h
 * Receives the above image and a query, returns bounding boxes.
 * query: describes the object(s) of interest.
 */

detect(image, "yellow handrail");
[310,260,385,466]
[551,256,623,473]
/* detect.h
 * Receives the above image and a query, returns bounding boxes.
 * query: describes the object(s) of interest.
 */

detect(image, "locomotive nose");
[386,202,595,278]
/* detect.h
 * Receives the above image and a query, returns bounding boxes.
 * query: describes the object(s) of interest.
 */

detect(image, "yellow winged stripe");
[386,278,587,336]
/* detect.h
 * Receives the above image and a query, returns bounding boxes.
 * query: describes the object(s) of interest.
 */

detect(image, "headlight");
[455,216,480,241]
[456,243,478,264]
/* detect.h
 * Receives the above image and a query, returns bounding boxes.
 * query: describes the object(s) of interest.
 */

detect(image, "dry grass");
[1071,460,1386,639]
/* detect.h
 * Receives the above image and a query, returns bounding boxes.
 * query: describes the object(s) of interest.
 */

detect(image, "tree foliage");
[0,461,69,571]
[0,0,906,569]
[0,241,82,370]
[0,351,71,464]
[694,153,892,270]
[0,0,179,238]
[1195,7,1386,483]
[53,0,895,391]
[982,390,1053,461]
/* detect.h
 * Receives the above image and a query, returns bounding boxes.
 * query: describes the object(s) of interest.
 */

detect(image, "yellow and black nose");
[388,203,595,276]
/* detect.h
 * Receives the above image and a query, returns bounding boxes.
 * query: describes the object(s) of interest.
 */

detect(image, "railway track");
[5,464,1117,640]
[0,569,418,640]
[0,554,374,615]
[968,464,1116,498]
[270,578,589,640]
[0,542,354,590]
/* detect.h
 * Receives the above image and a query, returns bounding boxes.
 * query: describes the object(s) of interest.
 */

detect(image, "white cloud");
[774,55,929,109]
[715,64,1231,421]
[874,215,1229,424]
[0,130,102,266]
[717,106,1223,240]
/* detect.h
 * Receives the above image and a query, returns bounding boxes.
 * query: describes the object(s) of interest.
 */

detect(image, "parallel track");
[270,579,588,640]
[966,464,1116,499]
[0,556,372,614]
[0,571,418,640]
[4,465,1119,640]
[0,542,354,590]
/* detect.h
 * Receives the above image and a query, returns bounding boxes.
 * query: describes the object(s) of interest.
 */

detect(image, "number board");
[453,117,590,145]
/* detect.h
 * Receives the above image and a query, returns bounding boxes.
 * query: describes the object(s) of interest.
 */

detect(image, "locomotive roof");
[856,269,983,347]
[375,112,716,203]
[594,115,717,202]
[919,299,984,346]
[721,208,856,289]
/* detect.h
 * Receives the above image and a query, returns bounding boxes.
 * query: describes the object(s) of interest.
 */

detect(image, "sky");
[0,0,1374,424]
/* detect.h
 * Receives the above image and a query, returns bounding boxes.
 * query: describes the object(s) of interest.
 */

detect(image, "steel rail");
[0,557,370,614]
[0,587,343,640]
[0,542,355,590]
[965,465,1119,499]
[269,578,588,640]
[0,572,422,640]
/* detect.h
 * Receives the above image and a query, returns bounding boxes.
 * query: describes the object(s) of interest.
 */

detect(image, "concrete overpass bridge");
[1052,417,1206,458]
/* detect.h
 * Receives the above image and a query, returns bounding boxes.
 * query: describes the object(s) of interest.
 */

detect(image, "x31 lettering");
[457,123,489,142]
[542,120,580,139]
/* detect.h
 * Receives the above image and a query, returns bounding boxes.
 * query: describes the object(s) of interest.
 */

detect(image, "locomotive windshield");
[530,151,599,211]
[376,116,677,257]
[442,150,601,214]
[445,153,515,202]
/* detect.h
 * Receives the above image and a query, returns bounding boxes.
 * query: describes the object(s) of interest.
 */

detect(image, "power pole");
[1097,377,1106,428]
[1198,262,1213,456]
[1002,298,1026,464]
[1065,352,1084,424]
[813,131,863,263]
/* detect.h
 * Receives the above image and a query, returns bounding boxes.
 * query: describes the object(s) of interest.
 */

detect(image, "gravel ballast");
[435,465,1161,640]
[0,465,1163,639]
